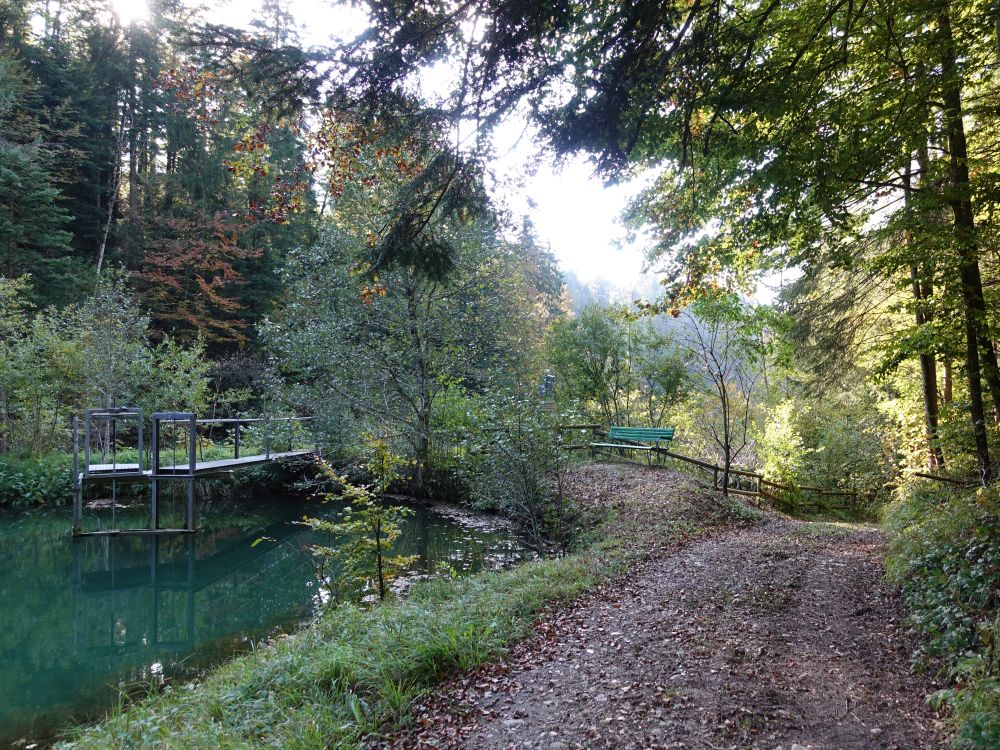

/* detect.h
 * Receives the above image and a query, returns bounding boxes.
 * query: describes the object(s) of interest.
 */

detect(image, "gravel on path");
[375,511,946,750]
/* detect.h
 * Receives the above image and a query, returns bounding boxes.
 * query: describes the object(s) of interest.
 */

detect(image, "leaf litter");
[370,463,948,749]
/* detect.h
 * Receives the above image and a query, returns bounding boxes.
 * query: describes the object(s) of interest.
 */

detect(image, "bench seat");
[607,427,675,443]
[589,442,654,451]
[589,427,676,464]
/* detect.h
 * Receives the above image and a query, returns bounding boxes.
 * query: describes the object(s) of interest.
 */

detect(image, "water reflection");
[0,498,530,745]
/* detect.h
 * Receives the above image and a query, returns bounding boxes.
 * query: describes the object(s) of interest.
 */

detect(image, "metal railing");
[72,409,316,536]
[193,416,315,461]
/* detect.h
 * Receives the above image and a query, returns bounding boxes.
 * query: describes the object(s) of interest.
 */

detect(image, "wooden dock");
[73,408,316,536]
[84,450,314,478]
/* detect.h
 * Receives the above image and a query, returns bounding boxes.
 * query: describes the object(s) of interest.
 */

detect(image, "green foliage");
[303,443,417,602]
[263,211,553,489]
[0,274,210,458]
[0,54,76,304]
[756,388,895,505]
[797,391,895,502]
[0,453,71,508]
[461,397,580,556]
[547,304,691,427]
[885,483,1000,746]
[758,399,809,490]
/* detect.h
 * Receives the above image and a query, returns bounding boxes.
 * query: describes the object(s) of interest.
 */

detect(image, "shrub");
[758,398,808,499]
[461,397,580,556]
[301,441,417,603]
[884,482,1000,747]
[0,454,72,507]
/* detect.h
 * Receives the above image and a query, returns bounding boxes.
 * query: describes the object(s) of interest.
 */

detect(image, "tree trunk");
[943,359,953,404]
[95,118,124,275]
[375,517,385,600]
[981,340,1000,422]
[721,385,731,496]
[0,385,9,454]
[415,406,431,489]
[904,157,944,470]
[911,265,944,469]
[939,3,992,482]
[404,277,432,492]
[126,23,139,263]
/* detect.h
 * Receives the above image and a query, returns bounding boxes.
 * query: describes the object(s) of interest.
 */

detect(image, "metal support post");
[150,415,159,530]
[136,411,144,472]
[83,413,91,472]
[186,478,194,532]
[151,415,160,475]
[189,416,197,475]
[72,416,82,534]
[150,478,159,531]
[187,416,196,531]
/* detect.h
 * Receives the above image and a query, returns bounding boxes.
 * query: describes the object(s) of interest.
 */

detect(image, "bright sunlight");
[110,0,149,25]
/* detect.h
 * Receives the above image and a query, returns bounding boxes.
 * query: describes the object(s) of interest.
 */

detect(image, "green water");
[0,495,530,746]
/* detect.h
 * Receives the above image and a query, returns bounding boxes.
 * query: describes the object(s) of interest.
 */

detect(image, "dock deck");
[84,450,315,478]
[73,408,316,536]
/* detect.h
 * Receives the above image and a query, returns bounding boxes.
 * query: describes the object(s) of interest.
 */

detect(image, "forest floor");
[372,464,949,750]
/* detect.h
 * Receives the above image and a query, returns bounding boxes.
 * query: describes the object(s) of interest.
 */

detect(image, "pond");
[0,493,531,746]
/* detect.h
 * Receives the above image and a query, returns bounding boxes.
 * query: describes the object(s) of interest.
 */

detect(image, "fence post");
[234,422,241,459]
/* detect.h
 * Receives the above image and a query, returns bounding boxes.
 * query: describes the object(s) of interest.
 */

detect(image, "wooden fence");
[557,424,863,517]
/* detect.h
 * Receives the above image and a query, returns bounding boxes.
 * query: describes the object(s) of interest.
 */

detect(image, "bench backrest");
[608,426,675,442]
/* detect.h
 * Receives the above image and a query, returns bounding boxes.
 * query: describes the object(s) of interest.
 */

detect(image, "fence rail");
[561,424,862,517]
[910,471,978,487]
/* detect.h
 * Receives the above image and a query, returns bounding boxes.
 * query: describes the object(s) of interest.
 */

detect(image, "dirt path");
[376,518,947,750]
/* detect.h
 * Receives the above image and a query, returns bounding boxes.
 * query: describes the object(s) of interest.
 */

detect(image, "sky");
[487,118,660,294]
[177,0,661,297]
[111,0,779,301]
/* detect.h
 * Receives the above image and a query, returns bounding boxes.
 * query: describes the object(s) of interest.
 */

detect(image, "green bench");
[590,426,676,460]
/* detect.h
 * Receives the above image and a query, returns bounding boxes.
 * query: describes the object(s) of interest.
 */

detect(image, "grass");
[64,553,604,749]
[61,462,735,749]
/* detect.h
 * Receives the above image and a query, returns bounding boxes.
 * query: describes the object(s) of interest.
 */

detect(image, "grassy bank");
[65,556,603,749]
[62,463,745,749]
[884,482,1000,749]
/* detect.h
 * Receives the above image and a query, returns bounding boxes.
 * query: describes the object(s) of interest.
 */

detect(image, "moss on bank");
[61,464,734,750]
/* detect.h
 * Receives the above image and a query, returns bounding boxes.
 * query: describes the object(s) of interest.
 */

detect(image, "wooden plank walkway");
[73,408,317,535]
[85,450,314,477]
